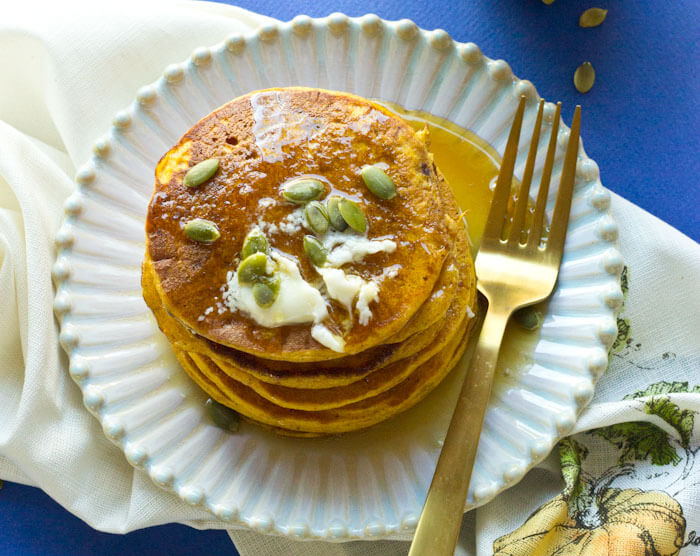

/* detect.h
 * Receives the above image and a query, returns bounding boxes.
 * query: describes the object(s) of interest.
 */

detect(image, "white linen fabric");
[0,0,273,533]
[1,2,698,554]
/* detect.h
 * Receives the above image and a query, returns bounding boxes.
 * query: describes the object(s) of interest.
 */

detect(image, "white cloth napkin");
[0,0,272,533]
[1,2,698,555]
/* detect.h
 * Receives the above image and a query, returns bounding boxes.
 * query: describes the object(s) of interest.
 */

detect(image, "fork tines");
[485,96,581,253]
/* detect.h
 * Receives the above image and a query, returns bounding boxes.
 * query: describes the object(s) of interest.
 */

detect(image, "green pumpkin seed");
[579,8,607,28]
[184,218,220,243]
[282,178,325,204]
[574,62,595,93]
[361,165,397,200]
[184,158,219,188]
[241,228,270,259]
[237,252,271,285]
[338,199,367,233]
[253,278,279,308]
[303,235,327,266]
[305,201,329,234]
[326,196,348,231]
[542,0,554,4]
[264,273,281,293]
[205,398,240,431]
[514,306,543,330]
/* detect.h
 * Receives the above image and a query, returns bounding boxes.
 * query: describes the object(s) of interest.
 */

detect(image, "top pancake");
[145,87,460,361]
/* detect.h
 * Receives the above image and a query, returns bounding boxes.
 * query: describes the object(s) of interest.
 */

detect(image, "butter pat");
[311,324,346,353]
[356,281,379,325]
[317,268,379,326]
[222,225,395,351]
[223,252,327,327]
[322,231,396,267]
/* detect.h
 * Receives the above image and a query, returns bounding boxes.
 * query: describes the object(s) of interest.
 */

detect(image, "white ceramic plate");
[53,14,623,541]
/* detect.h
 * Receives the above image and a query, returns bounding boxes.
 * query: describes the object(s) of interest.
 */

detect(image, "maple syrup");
[386,104,543,389]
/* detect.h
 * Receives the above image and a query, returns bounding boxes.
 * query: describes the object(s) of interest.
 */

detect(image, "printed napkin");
[1,2,698,555]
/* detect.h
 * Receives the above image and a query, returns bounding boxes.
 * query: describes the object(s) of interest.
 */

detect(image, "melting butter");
[322,231,396,267]
[356,281,380,325]
[317,268,379,326]
[223,222,397,351]
[223,252,327,328]
[311,324,346,353]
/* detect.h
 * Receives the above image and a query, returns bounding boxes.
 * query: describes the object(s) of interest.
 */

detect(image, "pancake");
[141,228,472,389]
[385,158,466,344]
[176,312,471,435]
[210,311,441,391]
[204,293,468,411]
[145,87,461,361]
[382,239,460,344]
[142,86,479,436]
[192,230,475,409]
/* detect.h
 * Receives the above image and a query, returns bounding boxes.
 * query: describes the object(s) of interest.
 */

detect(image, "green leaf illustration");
[559,437,588,495]
[609,267,631,356]
[592,381,699,466]
[624,381,697,448]
[610,316,631,354]
[558,438,594,517]
[626,381,693,398]
[592,422,681,466]
[644,398,694,448]
[619,265,629,299]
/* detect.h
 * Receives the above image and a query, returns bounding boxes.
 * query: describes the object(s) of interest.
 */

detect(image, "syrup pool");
[385,104,548,390]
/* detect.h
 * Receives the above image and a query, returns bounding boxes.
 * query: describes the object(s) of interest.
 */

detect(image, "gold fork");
[408,96,581,556]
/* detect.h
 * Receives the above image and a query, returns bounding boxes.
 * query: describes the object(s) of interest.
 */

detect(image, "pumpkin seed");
[513,306,543,330]
[361,165,396,200]
[241,228,270,259]
[265,273,281,292]
[303,235,327,266]
[252,275,280,308]
[326,196,348,231]
[282,178,325,204]
[237,252,271,285]
[305,201,329,234]
[184,218,220,243]
[205,398,240,432]
[338,199,367,233]
[579,8,607,28]
[184,158,219,188]
[574,62,595,93]
[253,283,275,307]
[542,0,555,4]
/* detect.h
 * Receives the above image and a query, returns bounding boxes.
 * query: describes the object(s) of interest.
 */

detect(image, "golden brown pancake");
[141,228,472,389]
[175,313,471,434]
[142,87,479,436]
[185,228,474,418]
[145,87,460,361]
[384,253,460,344]
[207,294,468,411]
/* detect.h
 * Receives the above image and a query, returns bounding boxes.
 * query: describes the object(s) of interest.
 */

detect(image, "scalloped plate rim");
[53,13,622,541]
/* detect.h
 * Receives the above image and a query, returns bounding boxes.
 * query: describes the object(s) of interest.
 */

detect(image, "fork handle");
[408,305,510,556]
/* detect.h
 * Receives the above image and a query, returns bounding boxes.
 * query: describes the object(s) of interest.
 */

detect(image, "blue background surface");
[4,1,698,555]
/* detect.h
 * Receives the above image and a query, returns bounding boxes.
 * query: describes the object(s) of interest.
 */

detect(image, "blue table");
[4,1,698,555]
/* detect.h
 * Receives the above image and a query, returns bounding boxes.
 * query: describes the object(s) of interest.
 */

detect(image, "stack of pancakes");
[142,87,476,435]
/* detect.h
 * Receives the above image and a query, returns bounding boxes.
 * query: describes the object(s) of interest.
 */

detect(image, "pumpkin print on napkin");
[494,380,700,556]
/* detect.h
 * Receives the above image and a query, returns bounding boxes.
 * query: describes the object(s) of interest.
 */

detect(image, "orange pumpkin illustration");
[495,379,698,556]
[493,487,685,556]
